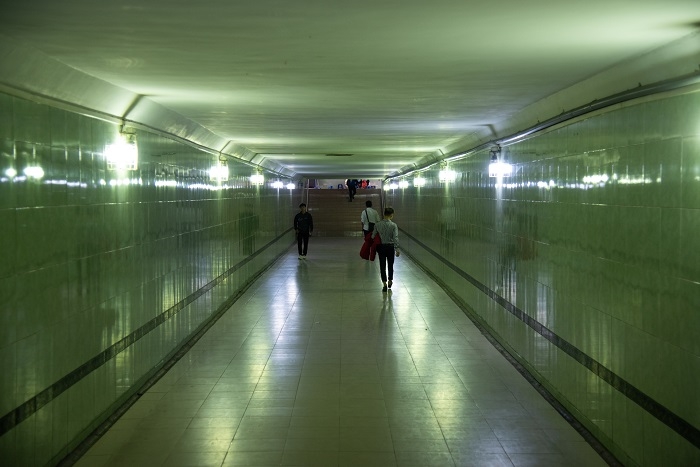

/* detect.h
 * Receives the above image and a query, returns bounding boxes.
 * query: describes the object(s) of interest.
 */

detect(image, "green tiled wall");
[0,93,297,466]
[389,87,700,466]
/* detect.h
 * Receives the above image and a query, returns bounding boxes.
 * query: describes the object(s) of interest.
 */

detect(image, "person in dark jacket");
[293,203,313,259]
[347,179,358,202]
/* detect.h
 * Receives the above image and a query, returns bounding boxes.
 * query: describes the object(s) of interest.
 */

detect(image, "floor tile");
[71,238,609,467]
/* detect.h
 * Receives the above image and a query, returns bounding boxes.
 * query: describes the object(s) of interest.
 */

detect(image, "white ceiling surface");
[0,1,699,179]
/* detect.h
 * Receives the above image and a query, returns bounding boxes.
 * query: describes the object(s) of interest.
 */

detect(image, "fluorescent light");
[24,166,45,179]
[413,176,426,187]
[398,180,409,188]
[286,183,295,190]
[438,169,456,182]
[271,181,284,188]
[209,163,229,181]
[582,174,609,185]
[105,138,138,170]
[488,161,512,178]
[250,174,264,185]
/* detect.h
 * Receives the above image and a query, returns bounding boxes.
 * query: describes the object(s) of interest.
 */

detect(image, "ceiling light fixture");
[105,125,138,171]
[250,173,265,185]
[209,161,229,181]
[24,166,44,179]
[438,164,456,182]
[488,145,512,178]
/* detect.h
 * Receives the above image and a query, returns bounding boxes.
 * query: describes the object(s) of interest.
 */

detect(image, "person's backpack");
[365,209,375,232]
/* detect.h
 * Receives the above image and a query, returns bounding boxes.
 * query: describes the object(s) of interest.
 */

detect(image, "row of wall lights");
[384,177,426,189]
[387,145,512,187]
[212,166,295,189]
[102,129,286,188]
[271,181,296,189]
[103,131,507,188]
[209,163,295,188]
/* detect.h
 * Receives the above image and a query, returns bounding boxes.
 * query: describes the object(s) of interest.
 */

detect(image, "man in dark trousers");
[294,203,313,259]
[347,178,358,202]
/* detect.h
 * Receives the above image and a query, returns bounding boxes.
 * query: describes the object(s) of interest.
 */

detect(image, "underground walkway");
[74,237,608,467]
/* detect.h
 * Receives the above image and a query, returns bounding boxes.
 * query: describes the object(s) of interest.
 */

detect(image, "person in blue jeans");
[371,207,400,291]
[293,203,313,259]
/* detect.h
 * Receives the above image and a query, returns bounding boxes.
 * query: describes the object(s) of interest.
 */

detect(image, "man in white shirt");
[371,207,400,291]
[361,200,381,237]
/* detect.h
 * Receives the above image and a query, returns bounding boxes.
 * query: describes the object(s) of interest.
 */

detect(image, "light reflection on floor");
[76,237,607,467]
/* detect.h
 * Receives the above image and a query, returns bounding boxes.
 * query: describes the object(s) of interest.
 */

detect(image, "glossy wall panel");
[0,93,297,466]
[388,87,700,466]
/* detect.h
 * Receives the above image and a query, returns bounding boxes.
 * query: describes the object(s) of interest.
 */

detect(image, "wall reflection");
[0,92,298,466]
[387,88,700,465]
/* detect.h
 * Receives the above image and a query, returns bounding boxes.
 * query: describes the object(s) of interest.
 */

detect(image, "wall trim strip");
[402,229,700,450]
[0,230,293,437]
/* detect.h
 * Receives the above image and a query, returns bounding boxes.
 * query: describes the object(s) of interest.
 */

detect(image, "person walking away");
[361,200,380,237]
[294,203,313,259]
[347,179,358,201]
[372,207,400,291]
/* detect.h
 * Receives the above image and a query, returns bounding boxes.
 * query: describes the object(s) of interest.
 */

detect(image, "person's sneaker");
[298,255,303,260]
[382,282,388,292]
[388,280,393,289]
[302,255,307,260]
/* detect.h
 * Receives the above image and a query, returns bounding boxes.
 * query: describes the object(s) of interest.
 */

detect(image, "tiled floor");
[76,238,608,467]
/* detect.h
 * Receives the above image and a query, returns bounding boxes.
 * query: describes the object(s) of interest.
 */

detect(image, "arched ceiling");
[1,0,699,179]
